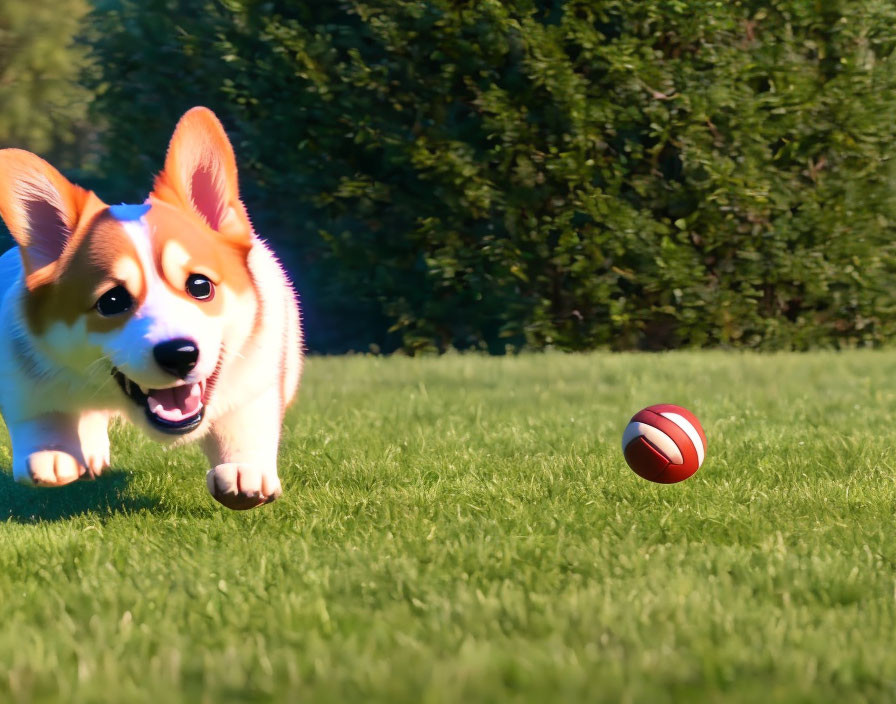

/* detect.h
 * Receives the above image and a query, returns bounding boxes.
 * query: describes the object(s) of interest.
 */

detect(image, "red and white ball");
[622,404,707,484]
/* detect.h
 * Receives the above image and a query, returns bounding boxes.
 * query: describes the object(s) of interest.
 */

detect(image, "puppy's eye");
[95,286,134,317]
[186,274,215,301]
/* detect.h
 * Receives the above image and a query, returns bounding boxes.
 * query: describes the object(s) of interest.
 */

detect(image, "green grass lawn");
[0,351,895,703]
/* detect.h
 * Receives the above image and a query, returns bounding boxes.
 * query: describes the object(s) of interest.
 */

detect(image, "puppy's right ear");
[0,149,105,289]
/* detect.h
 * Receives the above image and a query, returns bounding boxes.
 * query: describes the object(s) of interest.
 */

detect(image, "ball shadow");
[0,468,160,523]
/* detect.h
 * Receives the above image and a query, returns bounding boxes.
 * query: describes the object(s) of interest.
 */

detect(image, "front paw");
[82,447,110,479]
[206,463,282,511]
[20,451,86,486]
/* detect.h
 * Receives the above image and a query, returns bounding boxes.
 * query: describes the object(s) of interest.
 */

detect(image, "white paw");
[78,411,110,478]
[82,447,110,479]
[20,450,86,486]
[206,463,282,511]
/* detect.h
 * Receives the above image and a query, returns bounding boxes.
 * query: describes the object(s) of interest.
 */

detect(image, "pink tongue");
[147,383,202,422]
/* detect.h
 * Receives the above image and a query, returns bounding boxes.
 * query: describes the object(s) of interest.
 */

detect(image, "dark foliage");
[69,1,896,350]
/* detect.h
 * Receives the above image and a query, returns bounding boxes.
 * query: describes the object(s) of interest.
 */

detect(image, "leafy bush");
[81,0,896,352]
[0,0,92,158]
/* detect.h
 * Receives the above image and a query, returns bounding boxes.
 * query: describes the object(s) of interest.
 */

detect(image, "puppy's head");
[0,108,257,439]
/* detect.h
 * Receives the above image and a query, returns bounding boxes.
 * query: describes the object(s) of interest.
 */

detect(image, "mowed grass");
[0,352,895,703]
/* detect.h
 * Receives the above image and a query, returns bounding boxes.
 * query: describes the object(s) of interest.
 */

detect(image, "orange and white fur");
[0,107,302,510]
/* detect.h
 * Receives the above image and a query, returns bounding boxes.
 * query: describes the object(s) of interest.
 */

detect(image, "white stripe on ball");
[660,412,705,466]
[621,422,683,465]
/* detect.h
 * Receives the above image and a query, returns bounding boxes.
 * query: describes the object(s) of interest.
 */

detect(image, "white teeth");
[120,377,150,397]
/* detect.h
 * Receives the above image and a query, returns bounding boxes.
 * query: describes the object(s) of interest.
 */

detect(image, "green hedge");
[0,0,91,158]
[83,0,896,352]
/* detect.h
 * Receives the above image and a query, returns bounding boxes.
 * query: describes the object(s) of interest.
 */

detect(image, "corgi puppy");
[0,107,302,510]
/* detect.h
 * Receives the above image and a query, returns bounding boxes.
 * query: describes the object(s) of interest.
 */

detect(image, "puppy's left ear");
[152,107,252,250]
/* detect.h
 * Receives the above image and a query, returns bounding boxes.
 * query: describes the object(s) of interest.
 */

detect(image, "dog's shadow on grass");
[0,469,160,523]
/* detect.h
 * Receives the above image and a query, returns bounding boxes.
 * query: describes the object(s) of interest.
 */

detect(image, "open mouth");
[112,369,207,435]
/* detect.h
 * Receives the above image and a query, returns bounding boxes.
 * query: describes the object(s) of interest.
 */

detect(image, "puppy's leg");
[8,414,88,486]
[202,385,284,510]
[78,411,111,479]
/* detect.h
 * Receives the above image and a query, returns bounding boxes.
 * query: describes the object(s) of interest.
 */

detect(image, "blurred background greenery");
[3,0,896,354]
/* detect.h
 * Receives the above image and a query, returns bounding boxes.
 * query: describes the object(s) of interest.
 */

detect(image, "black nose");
[153,338,199,379]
